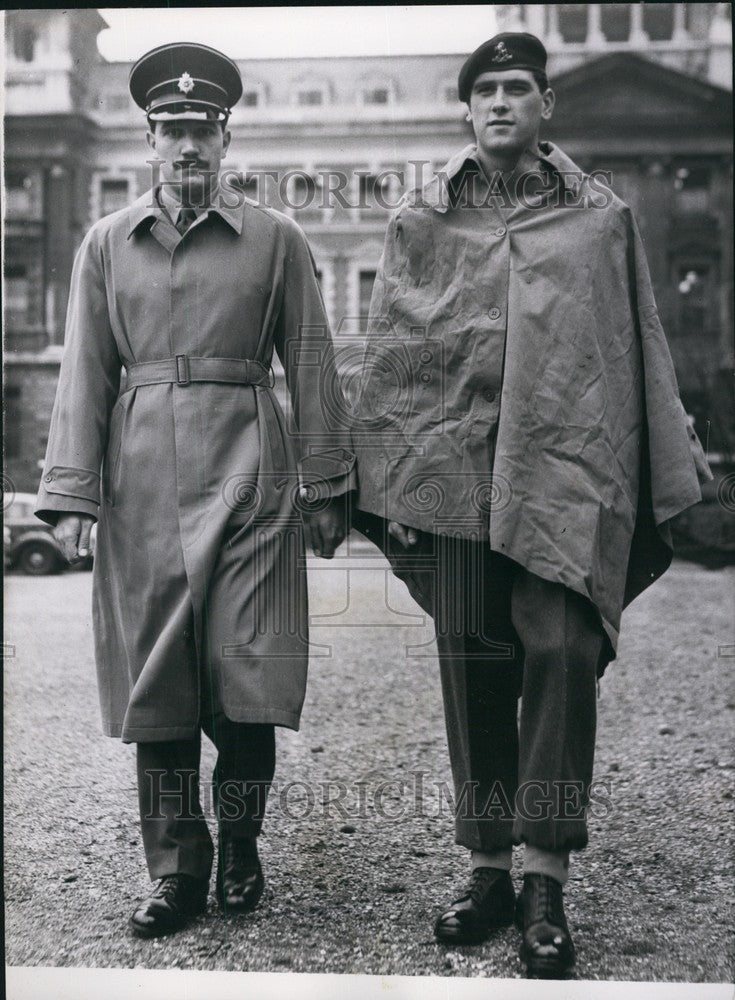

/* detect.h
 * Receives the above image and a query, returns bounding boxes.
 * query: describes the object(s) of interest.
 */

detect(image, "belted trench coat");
[351,142,711,660]
[36,190,355,741]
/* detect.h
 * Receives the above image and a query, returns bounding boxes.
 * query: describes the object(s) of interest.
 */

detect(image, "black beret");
[458,32,548,103]
[129,42,242,122]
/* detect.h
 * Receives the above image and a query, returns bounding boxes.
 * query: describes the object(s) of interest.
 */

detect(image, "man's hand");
[54,513,96,564]
[388,521,418,548]
[303,495,347,559]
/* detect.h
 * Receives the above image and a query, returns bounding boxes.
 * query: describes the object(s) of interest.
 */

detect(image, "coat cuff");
[298,449,357,503]
[34,465,101,526]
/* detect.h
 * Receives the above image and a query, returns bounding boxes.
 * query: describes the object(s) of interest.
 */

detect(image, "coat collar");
[126,186,244,238]
[415,141,586,213]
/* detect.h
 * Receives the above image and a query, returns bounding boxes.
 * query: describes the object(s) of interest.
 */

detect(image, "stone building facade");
[3,5,733,492]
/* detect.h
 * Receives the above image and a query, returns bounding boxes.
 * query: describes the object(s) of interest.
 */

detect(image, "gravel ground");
[4,544,734,984]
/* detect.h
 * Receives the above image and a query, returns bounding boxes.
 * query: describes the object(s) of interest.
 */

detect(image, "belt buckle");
[176,354,191,386]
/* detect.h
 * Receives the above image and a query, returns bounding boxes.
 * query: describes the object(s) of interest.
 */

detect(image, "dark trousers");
[136,716,275,881]
[388,532,604,853]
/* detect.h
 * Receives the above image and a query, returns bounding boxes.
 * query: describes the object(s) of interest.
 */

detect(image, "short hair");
[531,70,549,94]
[149,116,228,133]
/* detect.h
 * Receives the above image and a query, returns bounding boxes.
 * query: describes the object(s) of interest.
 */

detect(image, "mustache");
[173,159,211,170]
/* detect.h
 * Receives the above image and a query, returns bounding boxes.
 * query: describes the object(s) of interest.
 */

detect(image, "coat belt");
[124,355,274,389]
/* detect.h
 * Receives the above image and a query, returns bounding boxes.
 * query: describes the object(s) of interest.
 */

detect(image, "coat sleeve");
[273,219,357,502]
[626,208,712,526]
[35,226,121,526]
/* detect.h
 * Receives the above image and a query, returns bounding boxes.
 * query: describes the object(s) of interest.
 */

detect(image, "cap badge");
[493,42,513,63]
[177,72,195,94]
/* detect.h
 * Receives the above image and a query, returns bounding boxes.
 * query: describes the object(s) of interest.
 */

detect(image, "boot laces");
[154,874,185,900]
[528,875,565,926]
[465,867,504,905]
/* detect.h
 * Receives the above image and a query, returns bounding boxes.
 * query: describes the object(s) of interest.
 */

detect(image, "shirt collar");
[126,184,244,238]
[414,141,585,213]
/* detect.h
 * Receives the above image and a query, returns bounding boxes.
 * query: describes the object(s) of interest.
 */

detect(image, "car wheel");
[17,543,61,575]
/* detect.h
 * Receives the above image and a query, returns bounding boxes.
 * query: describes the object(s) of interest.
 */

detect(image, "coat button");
[420,371,431,384]
[419,350,433,364]
[494,226,507,237]
[484,389,496,402]
[488,307,502,321]
[45,474,53,482]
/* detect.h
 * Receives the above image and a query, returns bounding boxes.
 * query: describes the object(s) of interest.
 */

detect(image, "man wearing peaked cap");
[36,41,356,939]
[129,41,243,122]
[350,30,710,977]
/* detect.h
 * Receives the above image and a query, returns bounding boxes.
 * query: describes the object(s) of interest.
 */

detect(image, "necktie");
[176,208,197,235]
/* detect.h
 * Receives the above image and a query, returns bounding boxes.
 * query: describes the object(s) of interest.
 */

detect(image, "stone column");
[524,4,546,37]
[586,4,605,46]
[711,158,734,369]
[708,3,733,88]
[671,3,689,42]
[546,4,563,46]
[629,3,649,45]
[44,162,72,346]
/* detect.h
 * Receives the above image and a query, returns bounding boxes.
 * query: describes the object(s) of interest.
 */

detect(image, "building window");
[107,93,130,112]
[297,89,324,106]
[289,172,318,210]
[291,76,331,107]
[358,79,396,106]
[5,169,42,220]
[673,165,711,215]
[92,174,136,220]
[643,3,674,41]
[601,3,631,42]
[357,173,394,213]
[240,81,266,108]
[291,76,332,108]
[4,243,43,329]
[362,87,389,105]
[675,264,714,340]
[100,178,130,216]
[556,4,588,43]
[13,24,37,62]
[4,386,22,459]
[226,172,263,204]
[441,82,459,103]
[359,269,377,323]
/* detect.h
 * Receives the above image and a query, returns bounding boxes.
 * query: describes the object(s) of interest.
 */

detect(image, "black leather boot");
[216,835,265,914]
[434,867,515,944]
[515,873,575,978]
[129,873,209,938]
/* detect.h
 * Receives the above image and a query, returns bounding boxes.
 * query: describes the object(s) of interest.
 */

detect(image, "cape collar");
[414,141,586,212]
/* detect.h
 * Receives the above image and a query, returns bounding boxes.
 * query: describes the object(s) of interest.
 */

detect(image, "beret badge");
[177,71,195,94]
[493,41,513,63]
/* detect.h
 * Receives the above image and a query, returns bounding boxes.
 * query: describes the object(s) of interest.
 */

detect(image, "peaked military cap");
[458,32,548,103]
[129,42,243,122]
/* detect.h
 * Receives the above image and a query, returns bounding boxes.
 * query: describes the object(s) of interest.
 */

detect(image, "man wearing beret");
[351,32,710,977]
[36,42,355,938]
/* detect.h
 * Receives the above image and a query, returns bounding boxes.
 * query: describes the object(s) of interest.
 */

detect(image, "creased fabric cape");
[351,142,711,659]
[36,191,355,741]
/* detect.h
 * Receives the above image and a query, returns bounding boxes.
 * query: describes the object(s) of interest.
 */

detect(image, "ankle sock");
[471,848,513,872]
[523,845,570,886]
